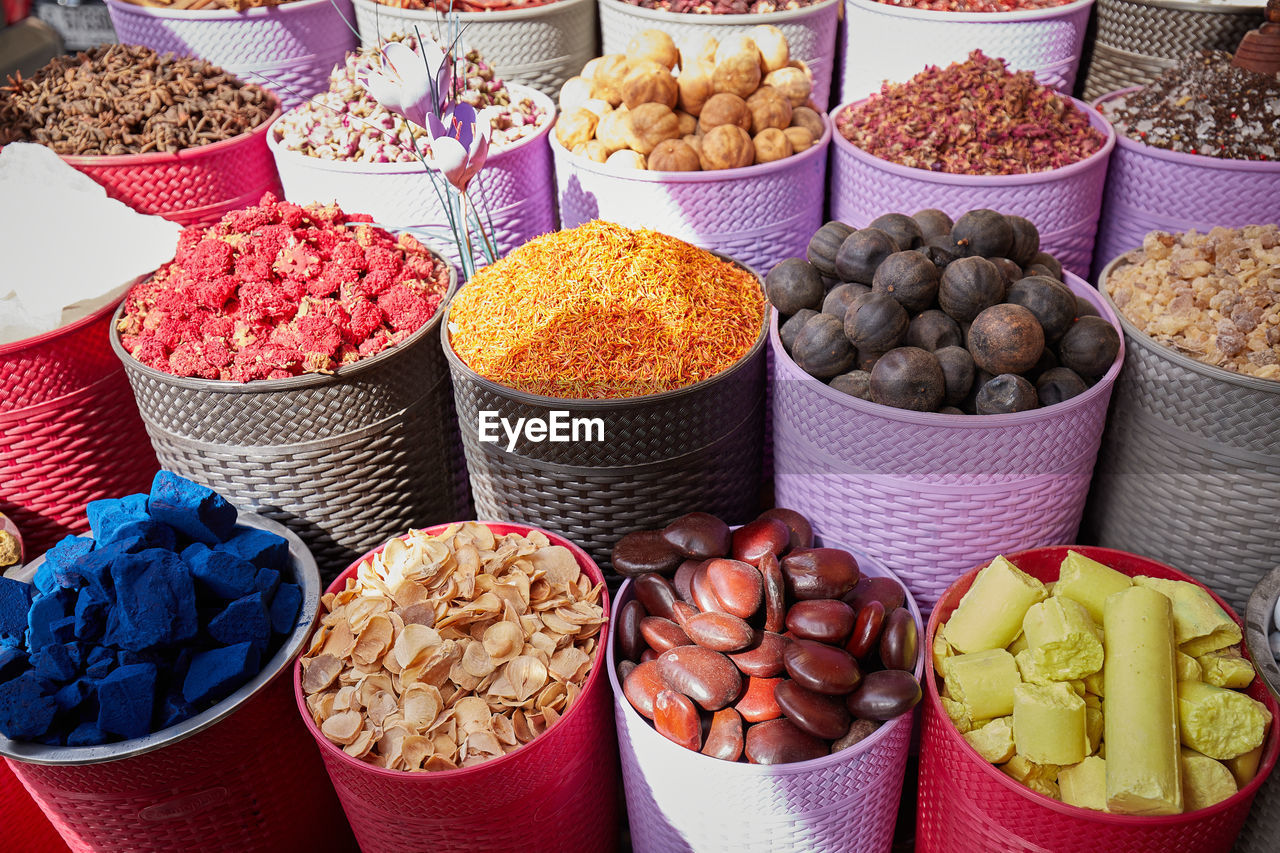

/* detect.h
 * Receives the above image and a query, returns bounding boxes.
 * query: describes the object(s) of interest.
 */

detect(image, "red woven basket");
[0,300,159,557]
[918,546,1280,852]
[0,762,67,853]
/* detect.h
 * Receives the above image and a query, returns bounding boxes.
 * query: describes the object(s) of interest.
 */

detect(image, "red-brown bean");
[662,511,732,559]
[781,548,861,601]
[845,600,886,660]
[655,690,702,751]
[618,598,647,662]
[705,558,763,619]
[755,508,814,552]
[879,607,918,672]
[635,573,680,622]
[731,518,791,566]
[785,599,856,646]
[783,637,862,695]
[744,718,828,765]
[775,680,853,740]
[623,659,666,719]
[845,670,922,720]
[658,646,743,711]
[613,530,683,577]
[701,708,745,761]
[734,676,784,722]
[684,610,756,652]
[640,616,692,653]
[760,551,787,633]
[727,630,786,677]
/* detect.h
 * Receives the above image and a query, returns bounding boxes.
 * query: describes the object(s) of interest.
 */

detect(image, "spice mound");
[836,51,1104,176]
[0,44,275,156]
[273,36,549,163]
[374,0,558,10]
[447,221,766,399]
[1106,226,1280,381]
[1100,51,1280,161]
[300,522,606,771]
[869,0,1074,10]
[118,193,451,382]
[113,0,305,9]
[614,0,825,14]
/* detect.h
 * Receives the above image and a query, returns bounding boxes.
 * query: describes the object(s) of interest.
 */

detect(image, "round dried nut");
[747,24,789,72]
[699,124,754,170]
[675,110,697,136]
[753,127,793,164]
[714,34,761,69]
[606,149,647,169]
[713,53,762,100]
[579,98,613,119]
[591,54,631,106]
[649,138,701,172]
[595,108,632,154]
[764,67,811,107]
[627,28,679,70]
[683,133,703,159]
[622,60,678,110]
[624,102,681,155]
[555,108,599,150]
[698,92,751,134]
[746,85,792,134]
[783,126,813,153]
[676,61,716,117]
[572,140,609,162]
[559,75,594,115]
[679,32,718,70]
[790,106,824,140]
[581,56,603,78]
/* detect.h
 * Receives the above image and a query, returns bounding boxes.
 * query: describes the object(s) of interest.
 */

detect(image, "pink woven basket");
[771,272,1123,613]
[1090,86,1280,278]
[294,521,619,853]
[104,0,356,111]
[0,300,159,558]
[828,97,1115,279]
[0,762,68,853]
[608,540,922,853]
[918,546,1280,852]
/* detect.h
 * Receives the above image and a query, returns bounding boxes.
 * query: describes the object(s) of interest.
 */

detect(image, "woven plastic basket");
[109,262,470,583]
[918,546,1280,852]
[1083,256,1280,617]
[1242,565,1280,853]
[1089,87,1280,279]
[0,300,159,559]
[828,96,1115,279]
[608,539,921,853]
[104,0,356,111]
[0,510,357,853]
[598,0,840,110]
[268,84,556,267]
[771,272,1123,613]
[351,0,596,98]
[1080,0,1264,102]
[294,521,618,853]
[0,761,68,853]
[839,0,1094,102]
[551,116,830,276]
[33,0,116,51]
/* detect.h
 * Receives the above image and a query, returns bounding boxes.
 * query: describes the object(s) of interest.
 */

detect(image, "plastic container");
[551,116,831,276]
[608,539,922,853]
[294,521,618,853]
[351,0,597,98]
[0,761,68,853]
[597,0,841,109]
[828,96,1115,279]
[0,300,159,558]
[1089,87,1280,278]
[104,0,356,111]
[33,0,116,51]
[771,271,1123,612]
[1085,256,1280,616]
[0,510,357,853]
[918,545,1280,852]
[839,0,1094,102]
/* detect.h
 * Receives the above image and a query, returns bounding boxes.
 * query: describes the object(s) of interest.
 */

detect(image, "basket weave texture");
[0,762,67,853]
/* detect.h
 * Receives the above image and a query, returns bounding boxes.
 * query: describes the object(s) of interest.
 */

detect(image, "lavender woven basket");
[598,0,840,110]
[771,271,1124,612]
[828,96,1115,279]
[551,116,830,276]
[839,0,1094,102]
[1089,87,1280,279]
[607,539,922,853]
[104,0,356,111]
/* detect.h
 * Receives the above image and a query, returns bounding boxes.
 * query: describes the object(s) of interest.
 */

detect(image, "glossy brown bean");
[640,648,657,663]
[662,512,732,559]
[785,599,856,645]
[612,530,684,577]
[845,600,886,660]
[622,660,665,719]
[634,573,679,622]
[845,669,922,720]
[879,607,918,672]
[657,646,742,711]
[701,708,745,761]
[617,659,636,682]
[617,598,647,662]
[831,719,880,753]
[670,600,699,628]
[705,558,763,619]
[640,616,691,654]
[673,559,701,604]
[744,718,828,765]
[684,610,756,652]
[731,518,791,566]
[760,551,787,633]
[756,508,814,552]
[783,637,862,696]
[842,575,906,613]
[727,631,786,677]
[775,679,852,740]
[781,548,861,601]
[655,690,702,752]
[734,676,784,722]
[690,561,722,614]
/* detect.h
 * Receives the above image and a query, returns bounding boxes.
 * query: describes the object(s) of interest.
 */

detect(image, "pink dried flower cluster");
[837,51,1104,176]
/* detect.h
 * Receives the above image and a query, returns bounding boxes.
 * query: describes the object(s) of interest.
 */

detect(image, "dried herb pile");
[615,0,823,13]
[870,0,1074,10]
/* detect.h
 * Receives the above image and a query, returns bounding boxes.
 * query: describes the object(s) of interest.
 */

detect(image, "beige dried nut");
[591,54,631,106]
[352,613,393,667]
[674,110,697,137]
[764,66,811,107]
[394,623,441,669]
[595,109,632,155]
[622,61,678,110]
[579,98,613,119]
[627,28,679,70]
[559,75,594,115]
[483,620,525,663]
[344,728,376,759]
[555,108,599,150]
[714,34,761,69]
[302,654,342,693]
[789,106,824,141]
[648,138,701,172]
[530,545,581,585]
[402,735,434,770]
[748,25,789,73]
[322,620,355,658]
[713,53,762,100]
[581,56,603,79]
[550,647,592,683]
[747,86,792,134]
[700,124,755,170]
[754,127,793,163]
[698,92,751,134]
[679,33,718,70]
[676,61,715,117]
[623,102,681,155]
[321,710,363,745]
[784,126,814,153]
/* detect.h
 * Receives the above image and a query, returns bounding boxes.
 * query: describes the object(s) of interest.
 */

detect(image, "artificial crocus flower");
[360,38,452,131]
[424,102,498,192]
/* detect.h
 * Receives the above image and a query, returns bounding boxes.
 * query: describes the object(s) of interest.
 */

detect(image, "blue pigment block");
[0,672,57,740]
[106,520,177,554]
[254,568,280,602]
[0,578,34,644]
[104,550,198,652]
[97,662,156,740]
[208,593,270,653]
[34,536,95,594]
[49,616,76,646]
[26,589,73,654]
[85,646,114,679]
[33,642,78,683]
[63,541,127,600]
[269,583,302,635]
[183,642,259,706]
[67,721,107,746]
[74,585,110,642]
[158,690,195,729]
[219,527,288,571]
[149,472,236,546]
[54,678,94,712]
[0,647,27,681]
[186,546,257,601]
[86,493,150,544]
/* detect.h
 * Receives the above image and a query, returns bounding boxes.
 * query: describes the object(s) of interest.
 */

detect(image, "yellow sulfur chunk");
[1067,679,1086,697]
[1055,550,1132,624]
[932,632,955,677]
[944,556,1047,653]
[1133,576,1241,657]
[1003,753,1061,799]
[1059,756,1108,811]
[1013,682,1088,765]
[941,696,973,734]
[1084,669,1105,697]
[964,716,1016,763]
[1023,596,1103,680]
[1197,647,1255,689]
[1178,680,1271,760]
[1180,748,1238,811]
[1225,744,1264,788]
[1177,652,1203,683]
[945,648,1021,721]
[1086,706,1103,754]
[1015,649,1052,685]
[1083,693,1101,710]
[1007,633,1029,657]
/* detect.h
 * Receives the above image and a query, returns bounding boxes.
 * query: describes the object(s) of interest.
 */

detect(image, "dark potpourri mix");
[869,0,1075,10]
[613,0,824,11]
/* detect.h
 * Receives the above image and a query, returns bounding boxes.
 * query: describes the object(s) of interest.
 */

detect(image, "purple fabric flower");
[424,102,495,192]
[360,40,452,130]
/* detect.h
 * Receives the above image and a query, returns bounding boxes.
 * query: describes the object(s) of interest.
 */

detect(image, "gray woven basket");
[1083,256,1280,616]
[1239,567,1280,852]
[1080,0,1264,101]
[110,265,471,583]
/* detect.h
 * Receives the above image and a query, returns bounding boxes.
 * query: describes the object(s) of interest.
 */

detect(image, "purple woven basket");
[607,539,922,853]
[771,272,1123,612]
[828,97,1115,279]
[104,0,357,111]
[551,116,830,275]
[1090,86,1280,279]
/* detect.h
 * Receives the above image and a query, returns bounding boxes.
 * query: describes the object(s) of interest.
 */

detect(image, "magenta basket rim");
[352,0,593,23]
[59,104,282,168]
[924,544,1280,826]
[843,0,1095,22]
[770,270,1125,428]
[105,0,343,21]
[0,297,121,358]
[829,95,1114,186]
[607,534,924,776]
[598,0,840,24]
[292,520,612,782]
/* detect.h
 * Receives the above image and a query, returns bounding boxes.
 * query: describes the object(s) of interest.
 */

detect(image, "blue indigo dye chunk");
[34,536,94,594]
[104,550,198,651]
[149,471,236,546]
[186,545,257,601]
[209,593,271,653]
[67,722,106,746]
[220,528,288,571]
[269,583,302,635]
[254,568,280,602]
[97,663,157,740]
[0,578,34,644]
[32,642,78,683]
[0,672,57,740]
[183,642,260,706]
[86,494,149,544]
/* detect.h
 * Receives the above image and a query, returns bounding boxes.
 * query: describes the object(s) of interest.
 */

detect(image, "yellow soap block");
[1225,744,1264,788]
[1083,669,1105,697]
[1007,632,1029,657]
[964,716,1016,763]
[1055,550,1132,624]
[1015,649,1052,685]
[1086,706,1103,754]
[1014,682,1088,765]
[944,556,1047,653]
[1177,652,1203,683]
[1002,754,1061,800]
[1067,680,1086,696]
[933,632,955,677]
[945,648,1021,721]
[1083,693,1101,710]
[1180,748,1238,811]
[1059,756,1108,811]
[941,696,973,734]
[1022,596,1103,681]
[1197,647,1255,689]
[1178,680,1271,760]
[1133,576,1241,657]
